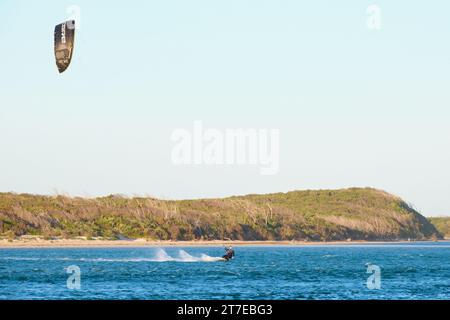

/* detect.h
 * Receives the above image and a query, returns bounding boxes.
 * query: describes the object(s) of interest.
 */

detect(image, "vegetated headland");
[428,217,450,239]
[0,188,444,246]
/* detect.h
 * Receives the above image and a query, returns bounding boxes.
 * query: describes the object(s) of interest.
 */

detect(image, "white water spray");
[152,249,223,262]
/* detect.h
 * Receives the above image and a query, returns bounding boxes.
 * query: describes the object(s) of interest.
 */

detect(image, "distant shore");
[0,189,444,245]
[0,238,444,249]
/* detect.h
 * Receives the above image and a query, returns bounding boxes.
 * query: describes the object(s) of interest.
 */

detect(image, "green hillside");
[428,217,450,239]
[0,188,442,241]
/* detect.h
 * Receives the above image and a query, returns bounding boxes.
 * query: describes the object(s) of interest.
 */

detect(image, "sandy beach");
[0,237,439,248]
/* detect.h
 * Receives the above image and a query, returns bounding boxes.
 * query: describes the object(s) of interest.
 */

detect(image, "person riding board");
[223,246,235,260]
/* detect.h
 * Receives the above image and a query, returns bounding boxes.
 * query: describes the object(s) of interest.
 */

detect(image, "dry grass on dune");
[0,188,442,241]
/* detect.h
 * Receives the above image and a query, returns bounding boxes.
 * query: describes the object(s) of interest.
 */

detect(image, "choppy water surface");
[0,243,449,300]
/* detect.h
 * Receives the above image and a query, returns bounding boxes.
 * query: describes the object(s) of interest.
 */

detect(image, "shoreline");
[0,238,445,249]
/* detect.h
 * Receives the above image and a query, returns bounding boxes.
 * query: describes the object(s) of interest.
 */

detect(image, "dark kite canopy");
[54,20,76,73]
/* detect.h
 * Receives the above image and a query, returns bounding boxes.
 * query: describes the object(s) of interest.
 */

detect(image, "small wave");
[82,258,157,262]
[84,249,223,263]
[0,249,224,263]
[0,257,42,261]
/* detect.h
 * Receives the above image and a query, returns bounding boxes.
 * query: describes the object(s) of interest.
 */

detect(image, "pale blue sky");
[1,1,449,216]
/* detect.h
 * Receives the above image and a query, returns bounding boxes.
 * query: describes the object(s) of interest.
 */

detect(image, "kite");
[54,20,76,73]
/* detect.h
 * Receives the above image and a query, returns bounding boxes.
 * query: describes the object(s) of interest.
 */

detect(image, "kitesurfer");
[223,246,235,261]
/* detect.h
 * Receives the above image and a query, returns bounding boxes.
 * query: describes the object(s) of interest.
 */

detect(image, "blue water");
[1,243,450,300]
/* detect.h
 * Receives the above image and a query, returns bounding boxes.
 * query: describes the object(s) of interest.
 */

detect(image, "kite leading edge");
[54,20,76,73]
